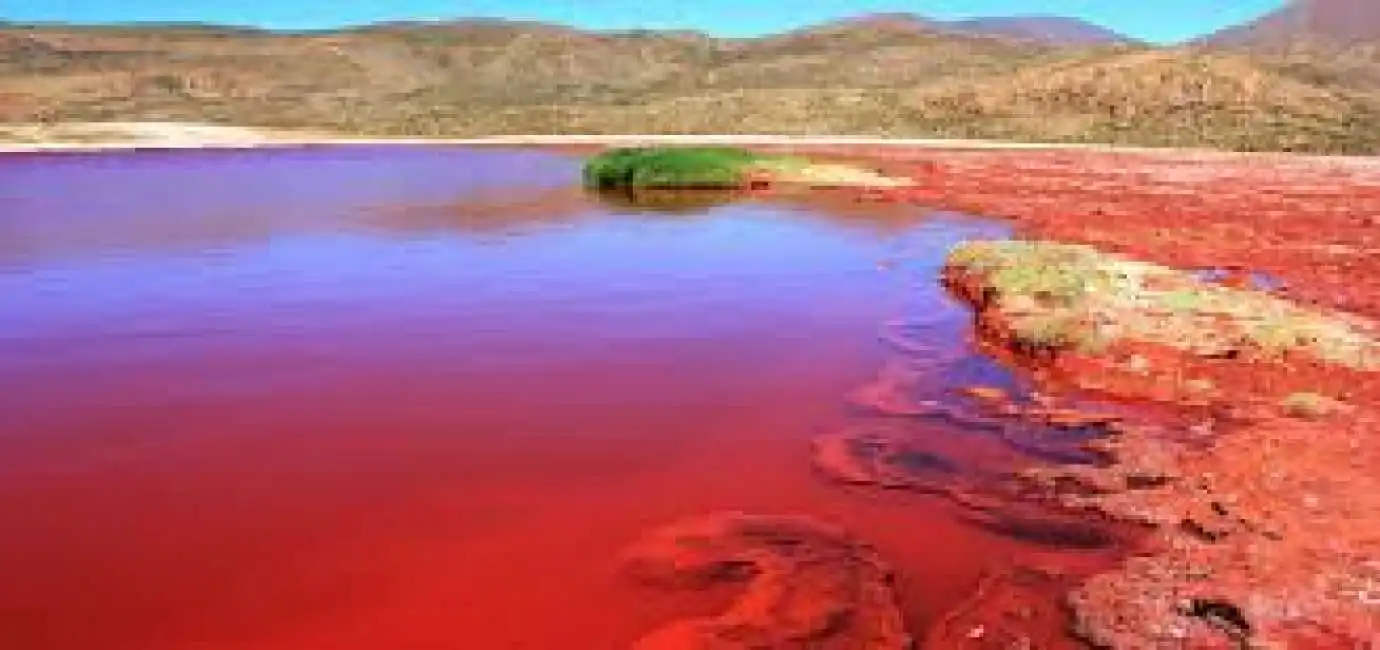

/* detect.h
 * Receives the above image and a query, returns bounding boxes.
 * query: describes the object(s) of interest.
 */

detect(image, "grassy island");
[581,146,917,192]
[582,147,798,189]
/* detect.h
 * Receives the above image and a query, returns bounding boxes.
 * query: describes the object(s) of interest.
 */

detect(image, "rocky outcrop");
[940,240,1380,648]
[1059,414,1380,648]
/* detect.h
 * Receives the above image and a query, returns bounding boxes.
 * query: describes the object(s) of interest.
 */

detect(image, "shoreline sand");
[4,122,1380,165]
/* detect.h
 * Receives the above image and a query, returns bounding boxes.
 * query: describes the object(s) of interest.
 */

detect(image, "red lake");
[0,147,1121,649]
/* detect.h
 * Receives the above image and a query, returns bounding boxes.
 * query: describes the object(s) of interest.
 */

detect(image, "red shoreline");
[828,145,1380,319]
[820,145,1380,647]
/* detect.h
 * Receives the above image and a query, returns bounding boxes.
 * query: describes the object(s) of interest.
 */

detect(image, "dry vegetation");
[945,240,1380,367]
[3,11,1380,153]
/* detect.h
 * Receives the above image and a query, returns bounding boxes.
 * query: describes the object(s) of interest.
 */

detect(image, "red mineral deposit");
[623,512,911,650]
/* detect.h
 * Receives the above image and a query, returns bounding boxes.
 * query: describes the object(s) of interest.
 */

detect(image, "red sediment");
[789,145,1380,647]
[956,384,1123,429]
[622,512,912,650]
[584,144,1380,646]
[811,420,1135,547]
[846,361,950,419]
[817,146,1380,320]
[923,565,1086,650]
[811,421,1145,644]
[946,277,1380,645]
[811,426,1006,512]
[1060,412,1380,648]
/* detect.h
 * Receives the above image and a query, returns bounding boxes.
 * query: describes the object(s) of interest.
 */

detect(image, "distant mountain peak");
[798,12,1131,46]
[941,15,1135,45]
[794,12,935,36]
[838,12,929,25]
[1204,0,1380,47]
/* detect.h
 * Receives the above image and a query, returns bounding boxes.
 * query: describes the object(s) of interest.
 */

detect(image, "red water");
[0,147,1112,649]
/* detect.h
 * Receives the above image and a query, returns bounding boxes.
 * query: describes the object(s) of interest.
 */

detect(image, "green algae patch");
[582,147,802,189]
[944,240,1380,371]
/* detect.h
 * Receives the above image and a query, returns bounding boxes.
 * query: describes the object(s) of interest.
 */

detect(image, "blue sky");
[1,1,1283,43]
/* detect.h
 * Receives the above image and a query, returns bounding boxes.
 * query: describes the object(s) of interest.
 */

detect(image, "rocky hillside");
[4,6,1380,153]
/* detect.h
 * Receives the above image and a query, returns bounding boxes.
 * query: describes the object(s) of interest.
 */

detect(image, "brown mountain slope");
[899,48,1380,152]
[3,19,1379,152]
[1235,40,1380,102]
[0,26,374,123]
[672,16,1059,92]
[1205,0,1380,47]
[0,22,732,128]
[452,49,1380,153]
[1198,0,1380,116]
[0,19,1061,124]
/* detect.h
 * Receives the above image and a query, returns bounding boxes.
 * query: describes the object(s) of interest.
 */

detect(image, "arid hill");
[1197,0,1380,123]
[1203,0,1380,47]
[3,8,1380,153]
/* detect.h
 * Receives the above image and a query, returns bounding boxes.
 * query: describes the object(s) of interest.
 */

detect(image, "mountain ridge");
[0,13,1140,44]
[4,5,1380,153]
